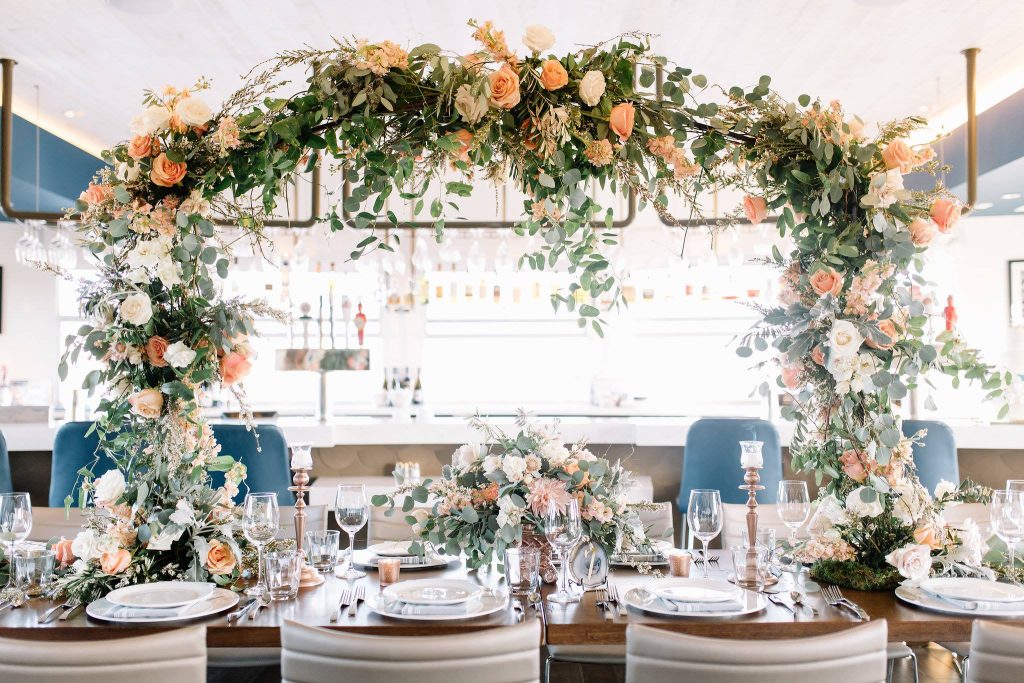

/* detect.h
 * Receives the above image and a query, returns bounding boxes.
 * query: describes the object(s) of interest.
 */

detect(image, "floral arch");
[52,20,1006,600]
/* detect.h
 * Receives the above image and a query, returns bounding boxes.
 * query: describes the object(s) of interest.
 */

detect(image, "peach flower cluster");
[471,20,518,66]
[646,135,700,180]
[881,139,935,174]
[585,139,614,167]
[354,39,409,76]
[843,260,894,316]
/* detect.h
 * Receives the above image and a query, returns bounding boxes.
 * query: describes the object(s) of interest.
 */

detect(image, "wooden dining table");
[0,554,1018,647]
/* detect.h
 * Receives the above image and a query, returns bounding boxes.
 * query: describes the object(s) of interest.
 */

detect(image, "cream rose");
[522,25,555,54]
[130,105,171,136]
[164,341,196,368]
[452,443,484,469]
[845,486,884,518]
[128,387,164,419]
[488,65,521,109]
[578,70,606,107]
[885,543,933,583]
[828,319,863,358]
[454,83,488,124]
[205,539,236,575]
[119,292,153,326]
[174,97,213,127]
[93,469,126,506]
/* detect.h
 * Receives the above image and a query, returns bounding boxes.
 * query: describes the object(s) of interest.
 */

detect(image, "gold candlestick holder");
[290,459,324,588]
[739,466,764,584]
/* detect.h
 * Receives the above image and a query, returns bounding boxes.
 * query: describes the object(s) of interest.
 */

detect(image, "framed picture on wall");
[1010,260,1024,327]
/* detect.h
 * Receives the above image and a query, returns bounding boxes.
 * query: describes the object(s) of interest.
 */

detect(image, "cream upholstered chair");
[625,620,888,683]
[282,618,541,683]
[636,502,674,544]
[966,620,1024,683]
[27,507,87,542]
[367,498,427,545]
[721,503,811,549]
[0,625,206,683]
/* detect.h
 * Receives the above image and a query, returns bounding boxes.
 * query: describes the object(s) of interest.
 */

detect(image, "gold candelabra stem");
[740,466,764,582]
[289,468,311,552]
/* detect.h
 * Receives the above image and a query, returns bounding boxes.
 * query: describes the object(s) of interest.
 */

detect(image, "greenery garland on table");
[45,19,1006,601]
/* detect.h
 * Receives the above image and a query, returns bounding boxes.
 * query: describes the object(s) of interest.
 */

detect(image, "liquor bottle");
[401,367,411,390]
[413,369,423,405]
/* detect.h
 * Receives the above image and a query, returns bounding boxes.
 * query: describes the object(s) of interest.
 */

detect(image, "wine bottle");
[413,369,423,405]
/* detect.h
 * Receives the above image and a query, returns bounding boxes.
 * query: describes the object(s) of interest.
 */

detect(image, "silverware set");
[822,585,869,621]
[511,598,525,622]
[38,601,79,624]
[226,598,258,623]
[595,584,628,619]
[330,584,365,623]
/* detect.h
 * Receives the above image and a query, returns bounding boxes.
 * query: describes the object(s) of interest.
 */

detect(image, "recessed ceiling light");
[1002,193,1022,200]
[63,110,83,119]
[1013,205,1024,213]
[973,202,994,210]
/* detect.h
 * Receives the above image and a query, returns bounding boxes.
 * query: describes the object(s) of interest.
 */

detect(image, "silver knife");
[349,585,364,617]
[59,604,84,621]
[226,598,257,622]
[39,602,71,624]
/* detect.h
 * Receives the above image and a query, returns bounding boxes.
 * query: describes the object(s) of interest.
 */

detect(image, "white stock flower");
[452,443,484,469]
[522,25,555,54]
[934,480,957,499]
[454,83,488,125]
[71,529,101,560]
[845,486,884,518]
[946,518,984,565]
[119,292,153,326]
[130,105,172,136]
[578,70,606,107]
[892,481,929,525]
[502,455,527,483]
[164,341,196,369]
[93,469,126,505]
[828,319,864,358]
[862,169,908,209]
[539,442,570,467]
[885,543,933,584]
[482,454,503,475]
[174,97,213,126]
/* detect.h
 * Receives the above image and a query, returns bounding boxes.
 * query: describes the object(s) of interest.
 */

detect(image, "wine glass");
[335,484,368,580]
[992,490,1024,569]
[242,493,279,597]
[0,493,31,588]
[687,489,722,579]
[545,498,582,605]
[777,481,811,542]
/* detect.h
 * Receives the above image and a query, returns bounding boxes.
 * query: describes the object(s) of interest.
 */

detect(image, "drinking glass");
[992,490,1024,568]
[545,498,582,605]
[14,547,54,597]
[335,484,368,580]
[504,547,541,597]
[0,493,32,589]
[687,489,722,579]
[731,544,770,591]
[777,481,811,542]
[242,492,279,598]
[1007,480,1024,493]
[304,529,340,573]
[265,549,301,601]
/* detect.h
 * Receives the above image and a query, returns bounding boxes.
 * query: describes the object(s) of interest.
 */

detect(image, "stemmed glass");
[776,480,811,586]
[687,489,722,579]
[242,493,279,598]
[992,490,1024,569]
[546,498,582,605]
[335,484,368,580]
[0,493,31,589]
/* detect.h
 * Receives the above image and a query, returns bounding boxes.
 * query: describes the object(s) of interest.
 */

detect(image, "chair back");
[901,419,958,494]
[281,618,541,683]
[0,625,206,683]
[678,418,783,509]
[626,621,887,683]
[368,497,428,545]
[28,507,88,542]
[722,503,810,548]
[636,503,674,544]
[50,422,111,506]
[967,620,1024,683]
[0,430,11,493]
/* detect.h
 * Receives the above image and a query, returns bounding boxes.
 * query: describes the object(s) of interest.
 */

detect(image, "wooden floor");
[209,643,964,682]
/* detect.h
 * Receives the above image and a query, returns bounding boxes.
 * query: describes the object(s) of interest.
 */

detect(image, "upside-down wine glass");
[687,489,722,579]
[0,493,31,589]
[335,484,368,580]
[546,498,582,605]
[992,489,1024,569]
[243,493,279,598]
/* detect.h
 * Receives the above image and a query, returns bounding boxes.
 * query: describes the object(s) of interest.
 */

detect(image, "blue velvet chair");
[901,419,958,494]
[0,430,12,494]
[50,421,293,506]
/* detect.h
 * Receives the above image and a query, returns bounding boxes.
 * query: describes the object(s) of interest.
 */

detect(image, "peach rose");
[743,195,768,224]
[453,128,474,163]
[127,134,160,160]
[100,548,131,575]
[809,267,843,297]
[488,65,521,109]
[80,183,114,205]
[780,365,801,390]
[539,59,568,91]
[908,217,937,246]
[881,139,914,172]
[150,152,187,187]
[145,335,170,367]
[930,198,961,233]
[220,352,252,385]
[128,388,164,419]
[866,318,897,350]
[520,119,539,151]
[811,346,826,366]
[839,449,870,483]
[53,537,75,567]
[608,103,635,142]
[914,523,944,550]
[205,539,236,575]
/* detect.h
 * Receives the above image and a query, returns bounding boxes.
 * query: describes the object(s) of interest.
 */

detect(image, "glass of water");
[265,549,301,601]
[335,484,368,580]
[304,529,340,573]
[243,492,280,598]
[0,493,32,589]
[504,547,540,597]
[14,547,54,597]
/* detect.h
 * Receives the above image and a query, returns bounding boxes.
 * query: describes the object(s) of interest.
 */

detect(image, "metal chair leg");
[544,655,553,683]
[910,649,919,683]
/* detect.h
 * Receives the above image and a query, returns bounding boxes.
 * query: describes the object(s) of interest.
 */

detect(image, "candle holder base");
[298,563,325,588]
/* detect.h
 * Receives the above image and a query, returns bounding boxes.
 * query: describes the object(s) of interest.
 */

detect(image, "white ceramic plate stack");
[366,578,507,621]
[353,543,454,571]
[87,581,238,623]
[622,578,768,618]
[897,577,1024,617]
[611,540,672,567]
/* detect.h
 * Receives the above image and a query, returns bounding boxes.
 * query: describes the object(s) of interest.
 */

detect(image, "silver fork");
[823,585,869,621]
[348,584,365,618]
[330,587,351,623]
[596,588,612,620]
[608,583,628,617]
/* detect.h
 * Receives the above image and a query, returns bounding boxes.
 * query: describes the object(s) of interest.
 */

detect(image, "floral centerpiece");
[372,414,652,574]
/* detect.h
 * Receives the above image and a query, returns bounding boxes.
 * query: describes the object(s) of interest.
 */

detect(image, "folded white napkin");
[106,604,197,619]
[386,600,475,616]
[923,589,1024,612]
[659,597,746,613]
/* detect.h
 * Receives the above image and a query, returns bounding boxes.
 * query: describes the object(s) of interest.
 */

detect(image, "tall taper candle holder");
[289,444,324,588]
[739,440,765,585]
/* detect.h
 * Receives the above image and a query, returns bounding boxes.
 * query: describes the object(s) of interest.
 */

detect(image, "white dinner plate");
[919,577,1024,603]
[896,585,1024,617]
[87,588,238,623]
[106,581,217,609]
[368,541,416,557]
[623,585,766,618]
[383,579,482,605]
[651,578,743,603]
[367,590,508,621]
[351,550,455,571]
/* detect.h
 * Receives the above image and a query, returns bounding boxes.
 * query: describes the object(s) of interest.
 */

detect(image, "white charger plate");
[351,550,455,572]
[87,588,238,623]
[896,585,1024,617]
[623,585,766,618]
[106,581,217,609]
[383,579,482,605]
[367,590,507,621]
[368,541,415,557]
[919,577,1024,603]
[651,578,743,603]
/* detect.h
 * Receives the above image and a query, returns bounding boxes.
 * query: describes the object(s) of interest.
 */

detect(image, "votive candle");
[378,557,401,587]
[667,550,691,578]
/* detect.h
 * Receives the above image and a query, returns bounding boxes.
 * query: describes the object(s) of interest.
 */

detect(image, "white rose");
[126,239,164,270]
[934,480,957,500]
[452,443,484,469]
[576,448,597,462]
[117,162,140,182]
[71,529,100,561]
[410,508,430,535]
[174,97,213,127]
[502,455,527,483]
[828,319,864,358]
[130,105,172,136]
[482,455,503,475]
[164,341,196,369]
[885,543,933,584]
[579,70,606,107]
[540,442,570,467]
[454,83,488,125]
[892,481,929,525]
[147,526,184,551]
[93,469,126,506]
[522,25,555,54]
[809,493,849,533]
[119,292,153,326]
[845,486,884,518]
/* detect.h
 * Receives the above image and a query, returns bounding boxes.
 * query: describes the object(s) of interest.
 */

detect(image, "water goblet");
[335,484,368,580]
[243,492,279,598]
[0,493,32,589]
[545,498,582,605]
[687,489,722,579]
[992,489,1024,568]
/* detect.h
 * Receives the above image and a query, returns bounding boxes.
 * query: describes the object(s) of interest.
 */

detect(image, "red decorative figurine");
[944,295,957,332]
[354,303,367,346]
